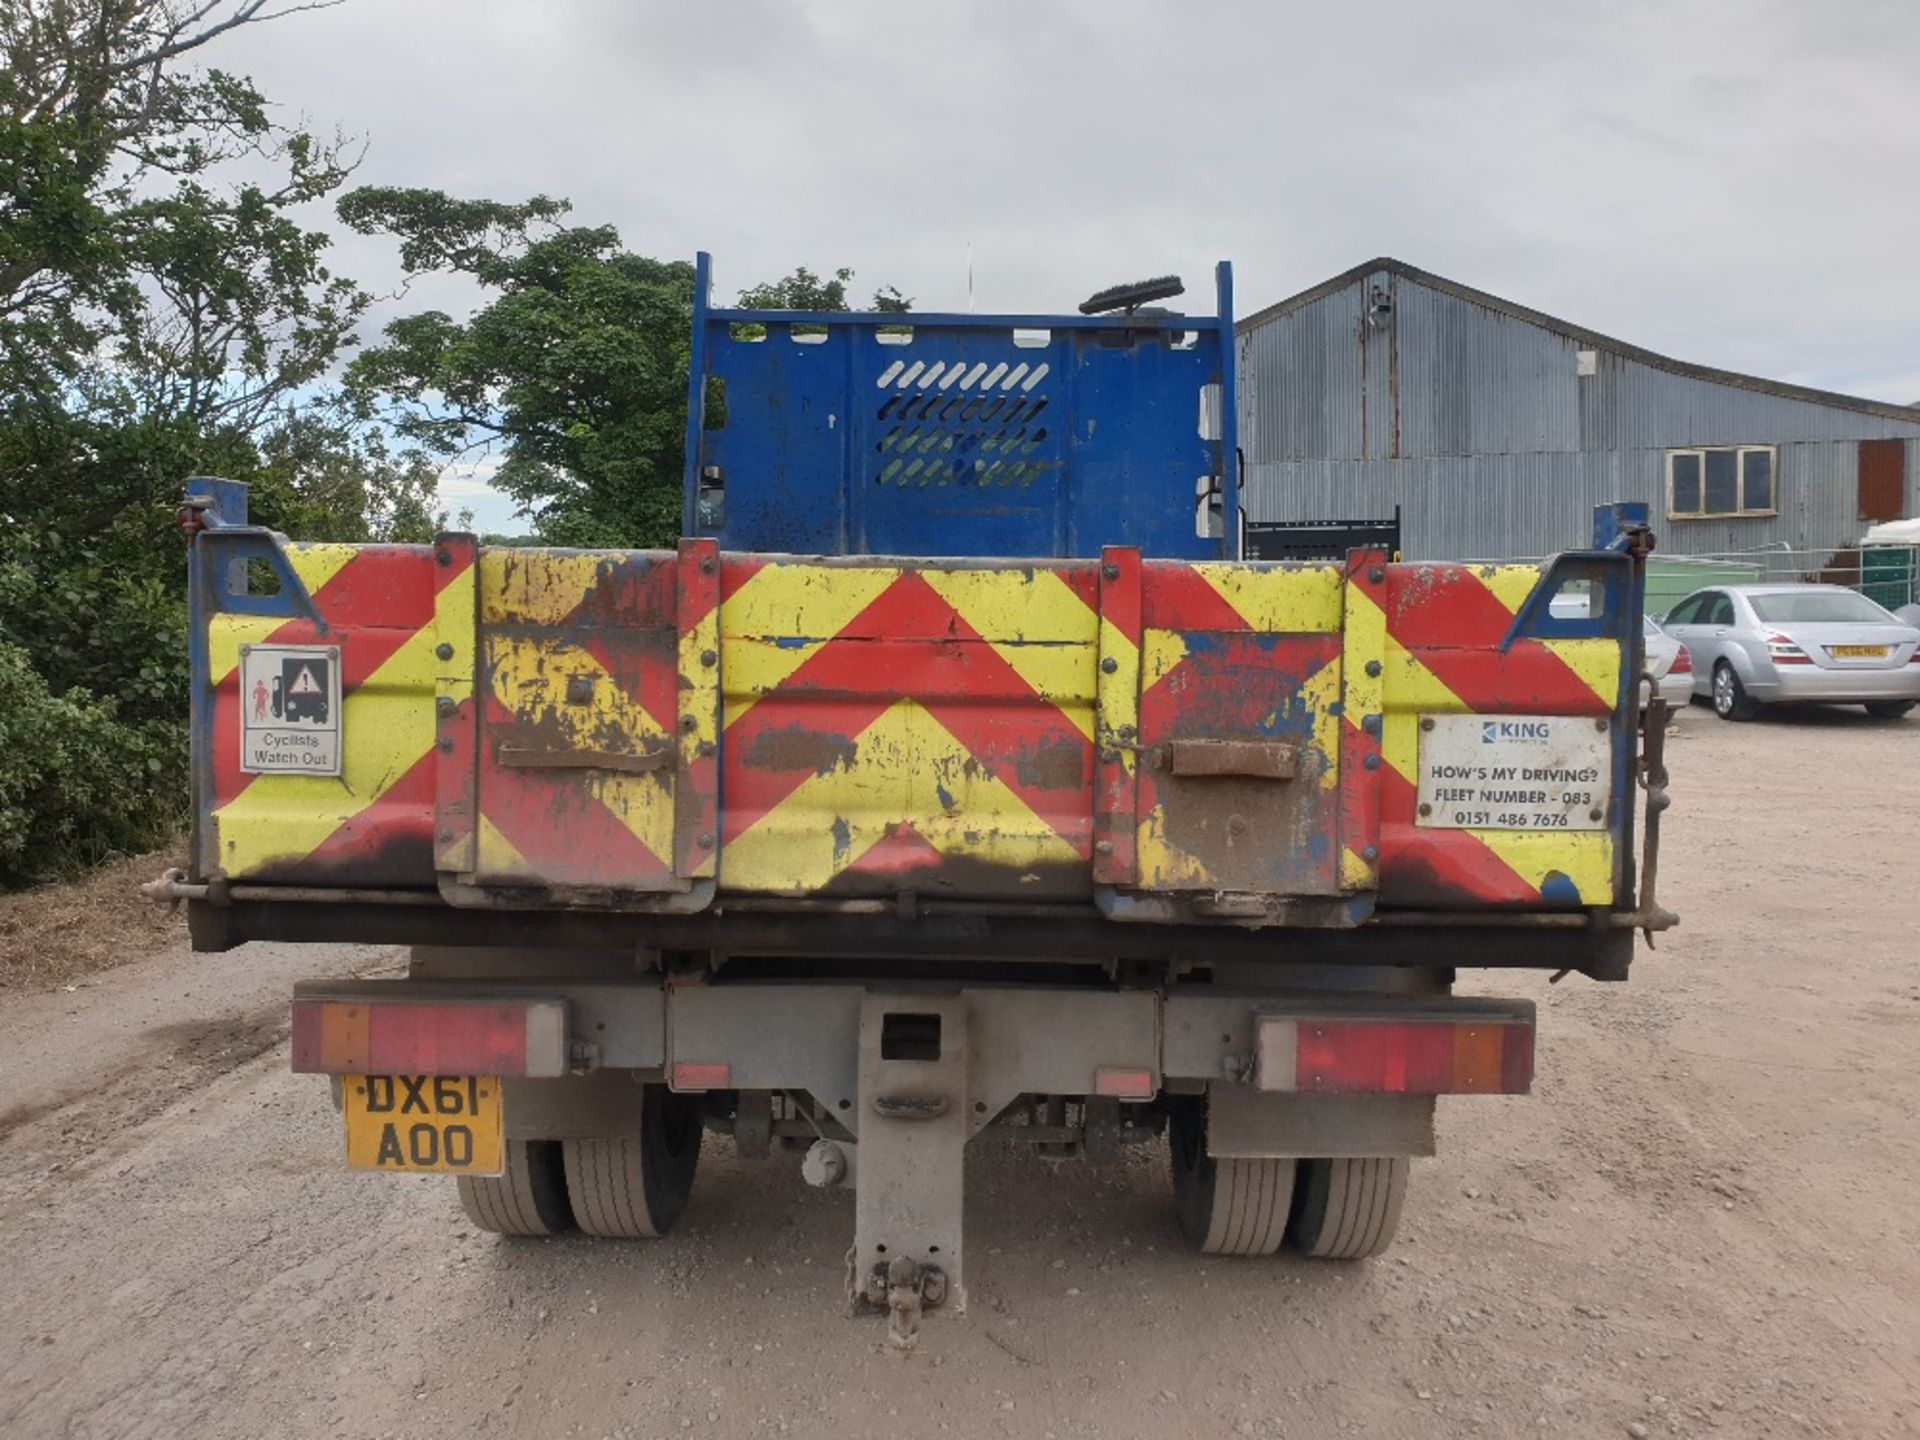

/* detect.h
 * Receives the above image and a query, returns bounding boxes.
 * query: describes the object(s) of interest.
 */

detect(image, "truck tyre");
[1711,662,1757,721]
[562,1084,702,1238]
[1166,1097,1295,1257]
[458,1139,572,1237]
[1865,700,1915,719]
[1286,1157,1408,1260]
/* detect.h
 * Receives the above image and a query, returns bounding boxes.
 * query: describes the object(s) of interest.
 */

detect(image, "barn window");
[1667,446,1776,519]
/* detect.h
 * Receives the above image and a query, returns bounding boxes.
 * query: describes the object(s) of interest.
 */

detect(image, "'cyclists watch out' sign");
[238,644,342,776]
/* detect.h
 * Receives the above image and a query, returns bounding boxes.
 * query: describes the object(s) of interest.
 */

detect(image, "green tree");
[342,187,910,546]
[0,2,425,882]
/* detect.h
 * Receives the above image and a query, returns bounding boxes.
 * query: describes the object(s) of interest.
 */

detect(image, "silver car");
[1660,584,1920,721]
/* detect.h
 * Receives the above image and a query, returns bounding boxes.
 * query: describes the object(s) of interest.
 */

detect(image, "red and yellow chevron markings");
[1365,562,1620,907]
[1134,560,1346,894]
[203,536,1624,917]
[465,548,709,894]
[207,542,471,884]
[717,559,1099,897]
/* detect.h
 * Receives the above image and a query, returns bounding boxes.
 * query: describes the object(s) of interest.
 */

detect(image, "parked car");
[1547,599,1692,714]
[1659,584,1920,721]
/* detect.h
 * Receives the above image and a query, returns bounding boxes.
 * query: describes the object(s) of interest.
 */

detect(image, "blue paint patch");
[1306,831,1330,861]
[934,783,955,811]
[830,816,852,865]
[772,635,813,650]
[1539,871,1580,904]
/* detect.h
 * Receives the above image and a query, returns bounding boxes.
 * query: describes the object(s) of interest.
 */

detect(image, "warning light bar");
[1255,1011,1534,1095]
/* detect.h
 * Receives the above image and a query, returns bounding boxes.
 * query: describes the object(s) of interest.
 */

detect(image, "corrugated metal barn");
[1236,258,1920,565]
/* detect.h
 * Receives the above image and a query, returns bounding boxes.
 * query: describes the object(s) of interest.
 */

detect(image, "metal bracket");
[850,993,969,1333]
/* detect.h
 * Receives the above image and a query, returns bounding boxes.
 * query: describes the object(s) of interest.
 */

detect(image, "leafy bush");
[0,642,184,885]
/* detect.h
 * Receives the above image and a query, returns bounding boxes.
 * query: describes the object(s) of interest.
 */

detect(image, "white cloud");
[217,0,1920,537]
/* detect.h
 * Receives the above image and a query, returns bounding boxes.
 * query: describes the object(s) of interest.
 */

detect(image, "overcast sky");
[221,0,1920,533]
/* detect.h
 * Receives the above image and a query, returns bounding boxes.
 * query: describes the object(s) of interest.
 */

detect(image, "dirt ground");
[1,707,1916,1440]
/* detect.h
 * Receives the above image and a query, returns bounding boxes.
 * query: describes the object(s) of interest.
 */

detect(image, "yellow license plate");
[342,1075,503,1174]
[1830,645,1887,659]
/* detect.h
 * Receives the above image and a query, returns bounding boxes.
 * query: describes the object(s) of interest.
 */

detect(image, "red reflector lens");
[1093,1066,1156,1100]
[672,1061,732,1092]
[1293,1021,1532,1095]
[291,1000,537,1077]
[1670,645,1692,675]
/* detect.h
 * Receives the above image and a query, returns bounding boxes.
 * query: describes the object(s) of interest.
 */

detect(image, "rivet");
[1101,657,1118,674]
[697,832,715,849]
[1361,844,1379,862]
[1102,563,1120,581]
[1094,840,1115,856]
[680,715,699,733]
[437,737,454,753]
[1595,717,1610,732]
[1418,801,1432,817]
[1420,717,1436,732]
[435,642,454,661]
[1361,713,1381,736]
[1368,566,1386,584]
[700,648,718,667]
[436,829,454,843]
[1365,660,1382,677]
[700,557,717,575]
[1363,754,1380,771]
[1117,724,1136,740]
[435,697,455,717]
[1589,807,1605,822]
[434,548,452,567]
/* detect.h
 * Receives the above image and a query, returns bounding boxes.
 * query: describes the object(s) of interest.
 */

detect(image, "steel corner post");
[432,533,480,877]
[1093,547,1143,886]
[1338,550,1389,892]
[674,538,721,881]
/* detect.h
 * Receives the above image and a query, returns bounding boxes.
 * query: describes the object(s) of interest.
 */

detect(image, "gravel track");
[2,708,1915,1439]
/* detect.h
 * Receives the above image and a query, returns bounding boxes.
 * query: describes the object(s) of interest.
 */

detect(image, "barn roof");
[1239,257,1920,427]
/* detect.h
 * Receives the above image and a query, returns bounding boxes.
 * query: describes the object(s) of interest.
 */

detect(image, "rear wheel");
[1865,700,1915,719]
[1286,1157,1408,1259]
[458,1139,572,1237]
[1166,1097,1295,1257]
[562,1084,702,1238]
[1711,662,1757,721]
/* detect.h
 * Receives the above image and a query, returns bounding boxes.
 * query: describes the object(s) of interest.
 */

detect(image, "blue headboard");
[681,253,1237,560]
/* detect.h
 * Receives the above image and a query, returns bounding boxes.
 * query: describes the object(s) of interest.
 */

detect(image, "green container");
[1862,547,1918,612]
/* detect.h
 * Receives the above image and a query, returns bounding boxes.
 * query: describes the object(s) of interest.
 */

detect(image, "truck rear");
[160,257,1675,1345]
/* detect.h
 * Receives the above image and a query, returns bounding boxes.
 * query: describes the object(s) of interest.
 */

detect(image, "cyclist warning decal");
[238,644,341,776]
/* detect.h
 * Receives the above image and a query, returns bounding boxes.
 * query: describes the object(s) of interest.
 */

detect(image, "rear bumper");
[1746,665,1920,703]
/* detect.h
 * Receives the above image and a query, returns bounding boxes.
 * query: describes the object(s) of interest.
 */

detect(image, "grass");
[0,843,187,993]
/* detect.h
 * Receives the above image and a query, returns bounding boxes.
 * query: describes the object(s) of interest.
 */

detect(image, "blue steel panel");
[684,254,1235,560]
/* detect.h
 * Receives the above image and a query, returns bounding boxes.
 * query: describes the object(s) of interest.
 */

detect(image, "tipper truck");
[154,256,1677,1346]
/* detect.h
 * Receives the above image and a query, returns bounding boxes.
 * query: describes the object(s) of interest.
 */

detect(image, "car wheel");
[1865,700,1915,720]
[1711,662,1756,721]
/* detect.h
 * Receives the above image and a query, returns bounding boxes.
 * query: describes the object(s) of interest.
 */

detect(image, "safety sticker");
[1415,714,1611,831]
[239,644,341,776]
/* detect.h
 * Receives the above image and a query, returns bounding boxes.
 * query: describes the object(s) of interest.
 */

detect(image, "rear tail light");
[291,997,567,1077]
[1669,645,1692,675]
[1258,1016,1533,1095]
[1765,632,1813,664]
[671,1061,732,1092]
[1093,1066,1157,1100]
